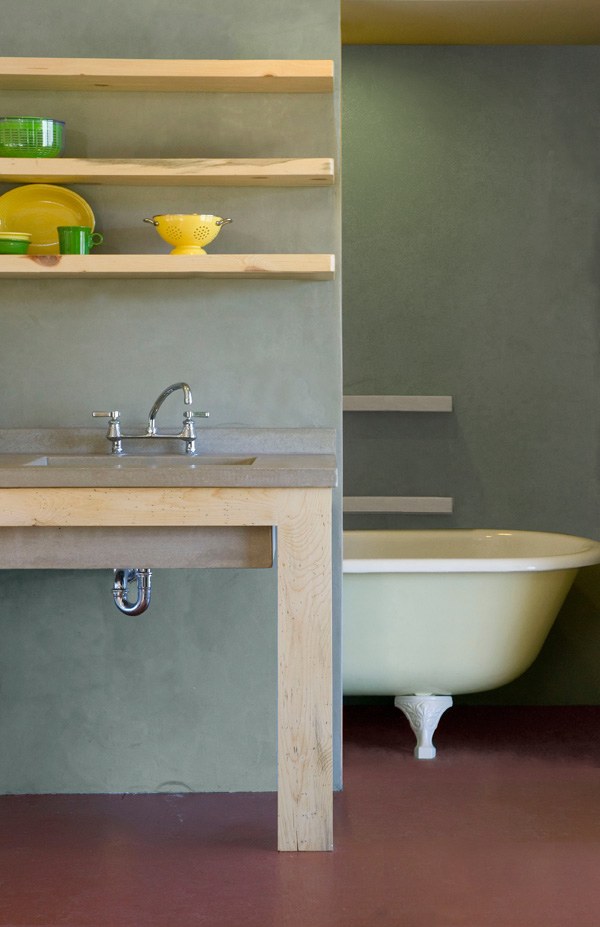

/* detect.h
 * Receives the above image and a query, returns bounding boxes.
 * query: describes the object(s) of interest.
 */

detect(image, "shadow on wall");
[457,565,600,706]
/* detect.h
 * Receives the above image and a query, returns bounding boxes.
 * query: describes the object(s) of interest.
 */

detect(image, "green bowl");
[0,238,30,254]
[0,117,65,158]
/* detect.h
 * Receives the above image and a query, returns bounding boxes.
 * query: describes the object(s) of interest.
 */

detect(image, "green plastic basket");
[0,117,65,158]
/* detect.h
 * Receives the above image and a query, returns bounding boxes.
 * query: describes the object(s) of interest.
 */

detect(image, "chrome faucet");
[93,382,209,455]
[148,382,193,434]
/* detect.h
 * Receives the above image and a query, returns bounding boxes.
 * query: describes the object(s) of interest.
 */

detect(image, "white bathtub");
[342,529,600,757]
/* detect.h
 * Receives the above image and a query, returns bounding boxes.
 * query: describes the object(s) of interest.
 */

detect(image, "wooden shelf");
[0,157,334,187]
[0,253,335,279]
[341,0,600,44]
[0,58,335,281]
[0,57,334,93]
[343,496,453,515]
[343,395,452,412]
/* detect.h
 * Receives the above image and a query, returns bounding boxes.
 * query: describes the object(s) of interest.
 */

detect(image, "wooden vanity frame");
[0,485,333,852]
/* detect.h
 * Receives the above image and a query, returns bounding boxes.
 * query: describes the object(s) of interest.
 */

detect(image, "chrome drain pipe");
[112,568,153,616]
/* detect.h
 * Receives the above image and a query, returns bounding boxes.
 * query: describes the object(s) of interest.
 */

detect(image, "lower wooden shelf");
[343,496,453,514]
[343,395,452,412]
[0,253,335,279]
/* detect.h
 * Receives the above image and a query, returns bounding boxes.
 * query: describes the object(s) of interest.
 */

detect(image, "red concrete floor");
[1,705,599,927]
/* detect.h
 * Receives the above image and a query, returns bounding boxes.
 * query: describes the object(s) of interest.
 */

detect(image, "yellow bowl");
[143,213,232,254]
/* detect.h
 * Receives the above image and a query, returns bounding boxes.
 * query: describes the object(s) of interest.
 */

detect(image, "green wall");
[0,1,342,791]
[342,45,600,704]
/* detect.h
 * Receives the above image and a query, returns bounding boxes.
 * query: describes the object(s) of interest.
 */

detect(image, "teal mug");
[57,226,103,254]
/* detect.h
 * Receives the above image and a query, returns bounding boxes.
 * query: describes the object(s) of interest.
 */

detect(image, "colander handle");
[143,218,159,226]
[216,217,233,226]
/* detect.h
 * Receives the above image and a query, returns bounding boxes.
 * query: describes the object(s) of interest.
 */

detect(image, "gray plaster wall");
[0,1,342,791]
[342,45,600,704]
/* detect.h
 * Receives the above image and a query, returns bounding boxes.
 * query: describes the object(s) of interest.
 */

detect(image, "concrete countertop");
[0,428,338,489]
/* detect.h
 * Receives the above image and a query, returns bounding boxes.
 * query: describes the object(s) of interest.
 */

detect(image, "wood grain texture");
[0,57,334,92]
[0,254,335,280]
[0,486,296,526]
[0,157,335,186]
[277,489,333,850]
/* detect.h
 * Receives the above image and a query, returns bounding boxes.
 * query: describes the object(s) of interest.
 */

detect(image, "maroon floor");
[1,706,599,926]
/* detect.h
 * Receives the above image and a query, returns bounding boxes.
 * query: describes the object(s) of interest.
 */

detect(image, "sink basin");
[24,454,257,468]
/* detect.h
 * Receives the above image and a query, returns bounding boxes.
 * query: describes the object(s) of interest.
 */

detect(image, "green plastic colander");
[0,117,65,158]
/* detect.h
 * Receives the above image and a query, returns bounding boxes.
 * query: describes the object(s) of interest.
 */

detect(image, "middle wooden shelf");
[0,157,334,187]
[0,253,335,279]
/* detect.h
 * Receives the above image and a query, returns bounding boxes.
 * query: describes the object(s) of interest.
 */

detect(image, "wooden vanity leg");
[276,488,333,851]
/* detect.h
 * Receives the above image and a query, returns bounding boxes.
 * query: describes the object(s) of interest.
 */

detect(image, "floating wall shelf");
[0,157,335,187]
[0,57,334,93]
[343,397,453,514]
[0,58,335,283]
[343,496,453,515]
[343,395,452,412]
[341,0,600,45]
[0,253,335,280]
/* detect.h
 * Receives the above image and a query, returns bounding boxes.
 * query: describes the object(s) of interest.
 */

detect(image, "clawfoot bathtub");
[342,530,600,758]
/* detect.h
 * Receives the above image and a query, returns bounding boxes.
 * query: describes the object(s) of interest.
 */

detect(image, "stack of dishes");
[0,231,31,254]
[0,184,95,254]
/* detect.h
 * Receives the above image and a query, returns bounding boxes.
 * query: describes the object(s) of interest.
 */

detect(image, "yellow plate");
[0,184,95,254]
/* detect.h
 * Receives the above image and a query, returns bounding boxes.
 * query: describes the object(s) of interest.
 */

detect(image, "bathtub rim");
[342,529,600,573]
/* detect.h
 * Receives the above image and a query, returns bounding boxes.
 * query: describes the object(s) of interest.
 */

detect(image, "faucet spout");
[148,382,192,435]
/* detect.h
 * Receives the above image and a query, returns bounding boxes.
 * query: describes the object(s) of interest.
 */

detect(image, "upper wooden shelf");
[343,395,452,412]
[0,253,335,280]
[341,0,600,44]
[0,57,334,93]
[0,157,334,187]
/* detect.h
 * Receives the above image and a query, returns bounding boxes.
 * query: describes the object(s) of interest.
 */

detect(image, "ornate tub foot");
[394,695,453,759]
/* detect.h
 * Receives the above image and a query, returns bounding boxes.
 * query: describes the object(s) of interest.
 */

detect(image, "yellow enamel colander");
[143,213,232,254]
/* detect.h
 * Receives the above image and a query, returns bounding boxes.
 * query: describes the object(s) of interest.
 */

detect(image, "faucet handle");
[182,410,210,424]
[92,411,123,454]
[181,410,209,455]
[92,410,120,420]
